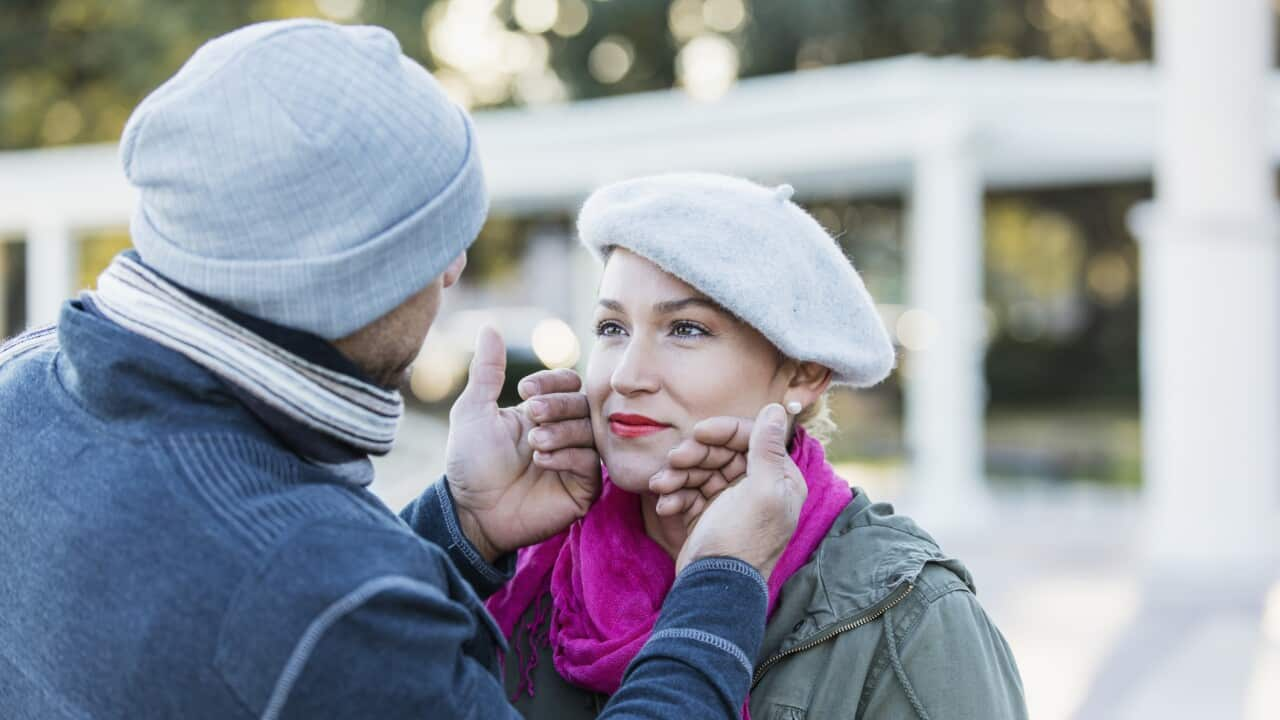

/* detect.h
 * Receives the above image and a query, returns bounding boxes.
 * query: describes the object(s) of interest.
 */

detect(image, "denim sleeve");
[601,557,768,720]
[399,478,515,599]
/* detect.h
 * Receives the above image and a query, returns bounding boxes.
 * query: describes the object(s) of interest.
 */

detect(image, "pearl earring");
[785,401,803,415]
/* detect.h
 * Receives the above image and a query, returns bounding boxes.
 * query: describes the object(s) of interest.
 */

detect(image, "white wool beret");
[577,172,896,387]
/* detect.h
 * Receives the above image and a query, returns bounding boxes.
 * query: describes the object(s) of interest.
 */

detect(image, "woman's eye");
[595,320,626,337]
[671,321,709,338]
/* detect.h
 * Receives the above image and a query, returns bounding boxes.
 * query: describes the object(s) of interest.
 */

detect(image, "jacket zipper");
[750,582,915,689]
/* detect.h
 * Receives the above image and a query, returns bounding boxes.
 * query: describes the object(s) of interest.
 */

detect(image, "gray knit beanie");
[120,19,487,339]
[578,173,896,387]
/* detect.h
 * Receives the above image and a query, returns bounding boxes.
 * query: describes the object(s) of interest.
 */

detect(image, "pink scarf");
[485,427,853,717]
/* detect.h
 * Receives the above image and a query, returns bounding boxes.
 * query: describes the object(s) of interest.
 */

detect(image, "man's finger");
[455,326,506,409]
[532,447,600,476]
[697,472,735,499]
[650,467,740,498]
[524,392,590,424]
[666,439,739,471]
[527,417,595,452]
[648,469,685,495]
[649,468,712,495]
[655,489,706,518]
[714,455,747,489]
[744,404,788,484]
[518,368,582,400]
[690,416,753,453]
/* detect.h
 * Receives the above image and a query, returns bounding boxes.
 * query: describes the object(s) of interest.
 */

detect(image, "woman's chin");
[601,454,663,495]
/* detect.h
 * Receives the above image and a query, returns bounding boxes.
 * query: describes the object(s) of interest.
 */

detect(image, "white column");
[1136,0,1278,573]
[24,216,76,329]
[523,224,574,319]
[903,119,988,529]
[569,235,602,374]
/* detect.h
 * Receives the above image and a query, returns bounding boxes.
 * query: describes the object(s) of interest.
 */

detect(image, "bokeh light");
[513,0,558,35]
[425,0,567,108]
[410,344,467,403]
[676,33,739,101]
[702,0,747,34]
[552,0,590,38]
[314,0,362,22]
[668,0,705,41]
[896,309,939,352]
[589,35,635,85]
[531,317,581,369]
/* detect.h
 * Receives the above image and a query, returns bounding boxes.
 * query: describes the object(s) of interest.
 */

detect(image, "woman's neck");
[640,492,688,560]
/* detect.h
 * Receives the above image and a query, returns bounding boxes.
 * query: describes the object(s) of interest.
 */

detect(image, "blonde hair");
[793,391,837,446]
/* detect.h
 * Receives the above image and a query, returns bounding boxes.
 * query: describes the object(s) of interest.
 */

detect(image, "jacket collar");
[759,489,976,660]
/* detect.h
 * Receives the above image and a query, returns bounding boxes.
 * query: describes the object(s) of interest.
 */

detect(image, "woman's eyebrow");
[654,297,720,314]
[597,297,721,314]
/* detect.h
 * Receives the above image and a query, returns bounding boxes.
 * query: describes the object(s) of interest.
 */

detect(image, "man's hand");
[649,415,753,521]
[444,327,601,562]
[673,404,805,580]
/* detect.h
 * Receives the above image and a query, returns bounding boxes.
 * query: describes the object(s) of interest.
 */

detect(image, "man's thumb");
[458,326,507,407]
[746,403,788,476]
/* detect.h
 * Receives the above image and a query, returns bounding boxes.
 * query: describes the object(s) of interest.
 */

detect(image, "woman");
[487,173,1026,719]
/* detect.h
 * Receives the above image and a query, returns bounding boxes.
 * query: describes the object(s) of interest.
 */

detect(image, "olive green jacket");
[503,490,1028,719]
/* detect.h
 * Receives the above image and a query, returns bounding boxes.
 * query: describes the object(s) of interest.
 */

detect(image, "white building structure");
[1133,0,1279,579]
[1,39,1277,561]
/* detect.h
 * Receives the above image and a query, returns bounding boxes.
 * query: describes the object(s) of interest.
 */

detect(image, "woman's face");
[585,249,791,493]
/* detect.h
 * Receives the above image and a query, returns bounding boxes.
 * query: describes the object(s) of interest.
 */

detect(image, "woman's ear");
[784,361,833,410]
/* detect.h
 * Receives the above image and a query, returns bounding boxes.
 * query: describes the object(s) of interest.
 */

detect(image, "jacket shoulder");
[786,493,975,626]
[856,564,1026,719]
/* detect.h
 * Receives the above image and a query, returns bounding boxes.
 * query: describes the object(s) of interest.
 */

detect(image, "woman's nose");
[610,340,661,396]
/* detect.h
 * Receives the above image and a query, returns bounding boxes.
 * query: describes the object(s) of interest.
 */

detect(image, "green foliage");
[1,0,1157,150]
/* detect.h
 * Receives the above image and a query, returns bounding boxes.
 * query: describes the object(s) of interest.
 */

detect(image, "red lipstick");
[608,413,670,438]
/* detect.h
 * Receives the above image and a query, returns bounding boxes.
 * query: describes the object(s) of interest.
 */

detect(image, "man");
[0,19,805,719]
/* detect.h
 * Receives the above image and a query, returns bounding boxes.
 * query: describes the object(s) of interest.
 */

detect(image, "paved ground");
[370,410,1280,720]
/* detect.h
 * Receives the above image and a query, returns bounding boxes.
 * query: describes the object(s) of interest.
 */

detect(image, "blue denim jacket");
[0,300,765,719]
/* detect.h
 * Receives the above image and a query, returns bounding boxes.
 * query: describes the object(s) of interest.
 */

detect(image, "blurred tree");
[1,0,1164,149]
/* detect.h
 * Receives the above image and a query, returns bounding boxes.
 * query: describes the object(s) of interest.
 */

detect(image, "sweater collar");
[73,251,393,477]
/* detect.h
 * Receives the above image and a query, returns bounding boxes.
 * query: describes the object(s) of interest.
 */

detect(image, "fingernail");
[765,403,786,429]
[528,399,547,419]
[519,380,535,397]
[529,428,547,446]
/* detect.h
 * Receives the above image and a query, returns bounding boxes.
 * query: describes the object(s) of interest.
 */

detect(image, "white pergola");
[2,1,1276,575]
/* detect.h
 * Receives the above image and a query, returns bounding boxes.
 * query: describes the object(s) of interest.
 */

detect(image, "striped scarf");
[76,254,404,456]
[0,324,58,366]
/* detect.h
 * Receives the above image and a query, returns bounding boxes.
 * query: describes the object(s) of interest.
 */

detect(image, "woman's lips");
[608,413,671,438]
